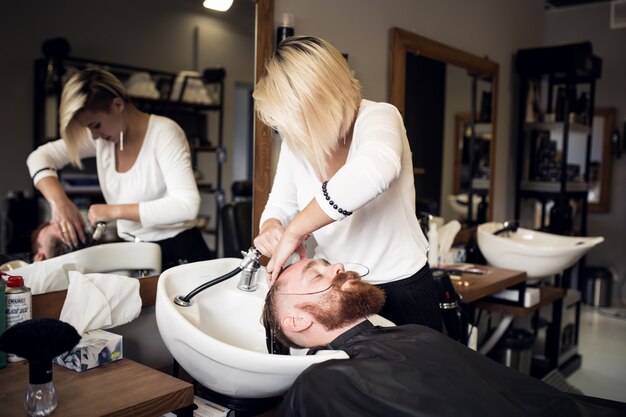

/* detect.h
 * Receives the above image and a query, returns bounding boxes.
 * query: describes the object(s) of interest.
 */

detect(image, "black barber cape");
[276,321,625,417]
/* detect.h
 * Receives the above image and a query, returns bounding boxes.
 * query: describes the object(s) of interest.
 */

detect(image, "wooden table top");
[0,359,193,417]
[449,265,528,304]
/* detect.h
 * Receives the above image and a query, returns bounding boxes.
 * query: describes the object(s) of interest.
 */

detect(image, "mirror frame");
[388,27,499,221]
[252,0,273,237]
[589,107,615,213]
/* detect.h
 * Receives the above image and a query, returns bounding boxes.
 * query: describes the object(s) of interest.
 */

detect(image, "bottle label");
[6,290,32,362]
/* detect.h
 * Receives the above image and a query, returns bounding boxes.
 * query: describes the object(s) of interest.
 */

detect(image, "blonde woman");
[27,68,211,270]
[253,36,442,330]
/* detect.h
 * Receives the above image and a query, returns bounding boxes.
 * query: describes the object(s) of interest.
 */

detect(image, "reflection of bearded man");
[299,272,385,331]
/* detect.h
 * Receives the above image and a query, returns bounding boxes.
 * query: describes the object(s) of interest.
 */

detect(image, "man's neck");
[305,318,368,348]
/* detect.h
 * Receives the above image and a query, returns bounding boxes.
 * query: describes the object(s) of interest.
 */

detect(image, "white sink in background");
[447,193,485,220]
[155,258,393,399]
[477,222,604,278]
[8,242,162,294]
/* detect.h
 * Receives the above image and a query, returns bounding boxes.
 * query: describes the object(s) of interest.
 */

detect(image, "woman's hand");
[88,204,117,226]
[50,198,85,247]
[266,232,309,285]
[253,219,285,258]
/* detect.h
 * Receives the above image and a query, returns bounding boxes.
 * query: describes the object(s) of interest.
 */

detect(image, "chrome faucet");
[494,220,519,237]
[237,247,262,291]
[174,247,262,307]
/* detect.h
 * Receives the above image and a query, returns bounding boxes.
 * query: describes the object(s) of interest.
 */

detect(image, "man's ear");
[281,314,313,333]
[34,252,46,262]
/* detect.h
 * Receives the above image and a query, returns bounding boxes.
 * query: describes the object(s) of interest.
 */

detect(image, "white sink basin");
[8,242,162,294]
[447,193,485,220]
[155,258,393,399]
[477,222,604,278]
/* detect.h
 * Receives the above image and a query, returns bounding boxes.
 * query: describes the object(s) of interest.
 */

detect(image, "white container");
[5,275,32,362]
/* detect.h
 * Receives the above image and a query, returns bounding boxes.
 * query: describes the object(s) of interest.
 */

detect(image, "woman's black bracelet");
[322,181,352,216]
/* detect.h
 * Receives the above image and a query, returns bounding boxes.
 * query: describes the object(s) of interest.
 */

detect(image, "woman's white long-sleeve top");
[27,115,200,242]
[260,100,429,284]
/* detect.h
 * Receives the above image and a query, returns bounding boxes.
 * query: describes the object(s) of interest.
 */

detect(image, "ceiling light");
[203,0,233,12]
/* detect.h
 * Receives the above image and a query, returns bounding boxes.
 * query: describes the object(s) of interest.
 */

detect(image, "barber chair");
[221,200,252,258]
[221,181,253,258]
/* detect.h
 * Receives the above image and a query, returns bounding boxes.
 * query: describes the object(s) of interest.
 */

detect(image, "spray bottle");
[5,275,32,362]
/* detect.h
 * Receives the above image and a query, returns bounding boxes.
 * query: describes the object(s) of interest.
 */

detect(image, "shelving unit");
[514,42,602,239]
[33,55,226,254]
[463,74,493,225]
[512,42,602,378]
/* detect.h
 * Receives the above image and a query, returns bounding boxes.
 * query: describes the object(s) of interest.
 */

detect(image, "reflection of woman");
[253,36,442,330]
[27,68,211,270]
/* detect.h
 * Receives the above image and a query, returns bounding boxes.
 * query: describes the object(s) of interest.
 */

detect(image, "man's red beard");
[299,271,386,331]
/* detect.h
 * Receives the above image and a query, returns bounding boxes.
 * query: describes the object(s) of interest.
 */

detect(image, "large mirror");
[388,28,498,224]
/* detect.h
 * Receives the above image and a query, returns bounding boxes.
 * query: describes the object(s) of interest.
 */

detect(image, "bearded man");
[262,258,625,417]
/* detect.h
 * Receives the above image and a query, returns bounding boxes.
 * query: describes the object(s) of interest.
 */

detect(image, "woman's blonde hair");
[253,36,361,180]
[59,68,128,167]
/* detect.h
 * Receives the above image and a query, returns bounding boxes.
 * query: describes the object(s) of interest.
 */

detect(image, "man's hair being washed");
[262,270,386,349]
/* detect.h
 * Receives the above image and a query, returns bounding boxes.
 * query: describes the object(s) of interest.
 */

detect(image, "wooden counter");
[451,265,527,304]
[32,275,159,319]
[0,359,194,417]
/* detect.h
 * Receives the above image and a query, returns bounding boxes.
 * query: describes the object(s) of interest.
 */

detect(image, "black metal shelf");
[514,42,602,236]
[523,122,590,136]
[131,96,222,113]
[513,46,602,381]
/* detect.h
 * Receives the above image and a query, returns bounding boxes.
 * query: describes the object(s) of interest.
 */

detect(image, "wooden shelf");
[197,184,217,193]
[520,180,588,193]
[473,286,565,316]
[524,121,590,136]
[191,144,218,152]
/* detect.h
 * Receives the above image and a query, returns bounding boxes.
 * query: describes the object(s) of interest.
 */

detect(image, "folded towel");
[60,271,141,335]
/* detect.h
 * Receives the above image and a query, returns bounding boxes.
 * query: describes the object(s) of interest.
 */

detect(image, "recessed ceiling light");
[203,0,233,12]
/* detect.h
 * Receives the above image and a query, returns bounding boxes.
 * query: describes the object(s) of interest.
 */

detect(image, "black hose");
[180,267,242,303]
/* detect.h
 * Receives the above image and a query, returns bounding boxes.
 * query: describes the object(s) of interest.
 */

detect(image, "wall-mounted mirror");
[388,27,498,224]
[588,107,615,213]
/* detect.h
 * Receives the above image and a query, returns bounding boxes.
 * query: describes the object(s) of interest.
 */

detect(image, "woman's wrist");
[260,218,283,234]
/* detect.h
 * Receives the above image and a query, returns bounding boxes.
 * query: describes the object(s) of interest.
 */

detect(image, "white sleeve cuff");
[32,168,58,186]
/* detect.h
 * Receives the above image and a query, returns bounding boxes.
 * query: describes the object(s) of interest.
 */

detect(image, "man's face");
[277,258,348,296]
[275,259,386,332]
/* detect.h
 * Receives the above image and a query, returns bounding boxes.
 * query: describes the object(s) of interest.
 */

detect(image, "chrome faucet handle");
[92,222,107,242]
[239,247,262,270]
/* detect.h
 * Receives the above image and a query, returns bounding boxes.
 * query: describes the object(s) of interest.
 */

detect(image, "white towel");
[439,220,462,262]
[13,262,85,295]
[60,271,141,335]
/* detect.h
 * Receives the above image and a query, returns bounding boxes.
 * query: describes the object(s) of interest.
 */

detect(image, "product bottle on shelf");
[276,12,294,46]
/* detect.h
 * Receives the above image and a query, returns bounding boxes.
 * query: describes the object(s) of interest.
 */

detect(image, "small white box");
[54,330,123,372]
[492,287,540,307]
